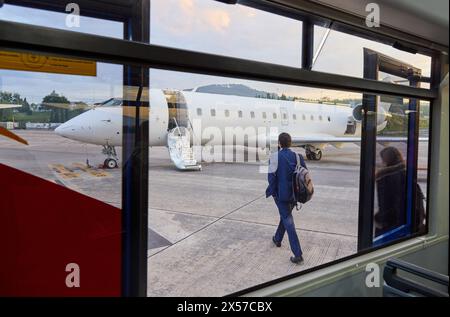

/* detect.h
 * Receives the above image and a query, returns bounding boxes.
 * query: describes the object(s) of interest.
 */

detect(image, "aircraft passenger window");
[197,108,202,116]
[302,114,306,120]
[211,109,216,117]
[310,115,314,121]
[262,112,267,119]
[273,113,277,119]
[328,116,331,122]
[238,110,243,118]
[250,111,255,119]
[225,110,230,117]
[319,115,323,121]
[283,113,287,120]
[293,114,297,120]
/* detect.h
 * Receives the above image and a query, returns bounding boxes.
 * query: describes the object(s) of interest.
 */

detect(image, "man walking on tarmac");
[266,132,307,264]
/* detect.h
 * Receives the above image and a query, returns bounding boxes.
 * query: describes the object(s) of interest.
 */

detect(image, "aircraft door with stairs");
[164,90,201,170]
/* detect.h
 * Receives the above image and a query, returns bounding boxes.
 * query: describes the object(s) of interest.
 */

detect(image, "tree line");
[0,90,85,123]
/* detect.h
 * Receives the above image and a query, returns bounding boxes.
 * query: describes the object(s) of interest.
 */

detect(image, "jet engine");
[352,103,390,126]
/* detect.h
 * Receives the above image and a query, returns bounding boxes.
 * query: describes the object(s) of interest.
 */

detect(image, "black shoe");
[272,236,281,247]
[290,255,304,264]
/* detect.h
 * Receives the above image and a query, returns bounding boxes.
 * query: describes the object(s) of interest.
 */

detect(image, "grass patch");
[8,112,51,123]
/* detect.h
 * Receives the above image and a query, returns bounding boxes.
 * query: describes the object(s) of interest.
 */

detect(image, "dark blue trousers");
[273,198,303,257]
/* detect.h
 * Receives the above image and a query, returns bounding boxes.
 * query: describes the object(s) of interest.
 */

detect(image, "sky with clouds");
[0,0,432,104]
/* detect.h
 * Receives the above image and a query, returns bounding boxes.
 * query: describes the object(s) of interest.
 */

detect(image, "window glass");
[148,68,363,296]
[0,1,433,297]
[0,56,124,202]
[313,26,432,87]
[0,49,131,295]
[417,101,430,232]
[150,0,302,67]
[0,4,123,39]
[373,96,428,245]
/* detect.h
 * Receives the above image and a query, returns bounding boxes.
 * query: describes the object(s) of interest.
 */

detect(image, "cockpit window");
[99,98,123,107]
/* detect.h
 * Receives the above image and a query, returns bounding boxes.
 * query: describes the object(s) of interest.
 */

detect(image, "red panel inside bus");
[0,164,121,296]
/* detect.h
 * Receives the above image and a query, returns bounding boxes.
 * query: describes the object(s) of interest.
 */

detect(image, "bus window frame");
[0,0,443,297]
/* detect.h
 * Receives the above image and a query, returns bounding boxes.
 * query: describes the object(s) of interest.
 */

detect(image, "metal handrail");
[383,258,449,297]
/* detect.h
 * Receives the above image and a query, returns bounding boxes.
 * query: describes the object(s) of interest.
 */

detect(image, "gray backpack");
[292,153,314,206]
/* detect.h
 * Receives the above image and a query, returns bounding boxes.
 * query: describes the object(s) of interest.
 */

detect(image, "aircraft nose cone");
[55,122,74,138]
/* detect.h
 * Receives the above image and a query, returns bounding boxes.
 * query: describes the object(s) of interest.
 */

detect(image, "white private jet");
[54,88,402,170]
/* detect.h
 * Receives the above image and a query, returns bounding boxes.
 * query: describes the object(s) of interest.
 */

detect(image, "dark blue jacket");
[265,148,307,203]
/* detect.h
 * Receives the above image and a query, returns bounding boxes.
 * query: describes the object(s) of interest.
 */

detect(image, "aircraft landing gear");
[102,144,119,169]
[305,147,323,161]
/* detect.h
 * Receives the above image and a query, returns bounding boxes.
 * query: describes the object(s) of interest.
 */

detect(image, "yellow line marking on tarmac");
[48,164,80,179]
[49,163,111,179]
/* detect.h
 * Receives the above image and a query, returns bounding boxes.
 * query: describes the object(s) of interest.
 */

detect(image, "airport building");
[0,0,448,297]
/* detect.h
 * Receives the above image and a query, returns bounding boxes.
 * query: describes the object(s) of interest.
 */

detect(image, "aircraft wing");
[41,102,93,110]
[0,126,28,145]
[289,134,428,145]
[0,104,22,109]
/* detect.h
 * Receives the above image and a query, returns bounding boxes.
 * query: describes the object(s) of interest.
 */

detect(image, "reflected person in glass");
[374,146,407,236]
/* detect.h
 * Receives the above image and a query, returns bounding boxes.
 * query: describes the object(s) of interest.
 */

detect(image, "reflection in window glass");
[0,4,123,39]
[148,68,362,296]
[0,50,127,295]
[374,140,408,238]
[373,96,428,244]
[150,0,302,67]
[0,54,124,205]
[416,102,430,234]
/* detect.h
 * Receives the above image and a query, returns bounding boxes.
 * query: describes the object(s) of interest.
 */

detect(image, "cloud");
[152,0,231,35]
[203,9,230,33]
[180,0,194,13]
[150,0,301,67]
